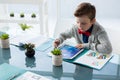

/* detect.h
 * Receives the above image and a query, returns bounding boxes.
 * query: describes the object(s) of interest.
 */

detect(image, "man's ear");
[91,18,96,24]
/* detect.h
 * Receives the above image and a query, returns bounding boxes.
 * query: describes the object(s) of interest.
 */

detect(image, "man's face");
[75,15,95,31]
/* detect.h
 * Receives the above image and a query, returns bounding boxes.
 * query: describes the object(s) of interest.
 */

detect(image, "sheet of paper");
[16,71,51,80]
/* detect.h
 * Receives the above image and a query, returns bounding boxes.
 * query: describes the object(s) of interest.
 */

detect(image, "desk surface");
[0,44,120,80]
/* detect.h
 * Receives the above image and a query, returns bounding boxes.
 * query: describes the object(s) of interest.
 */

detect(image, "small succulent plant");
[51,48,62,55]
[31,13,36,18]
[19,23,32,31]
[0,33,9,40]
[10,12,14,17]
[20,13,24,18]
[24,43,35,50]
[24,43,35,58]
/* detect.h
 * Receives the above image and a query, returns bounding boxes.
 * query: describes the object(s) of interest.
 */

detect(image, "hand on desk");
[75,44,84,48]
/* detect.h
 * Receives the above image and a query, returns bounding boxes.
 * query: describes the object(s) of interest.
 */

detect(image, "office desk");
[0,45,120,80]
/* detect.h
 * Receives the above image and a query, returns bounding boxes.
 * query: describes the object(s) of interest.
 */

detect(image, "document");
[16,71,51,80]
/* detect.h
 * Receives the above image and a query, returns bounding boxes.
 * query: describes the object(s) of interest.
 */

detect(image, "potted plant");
[51,48,62,66]
[24,43,35,58]
[31,13,36,18]
[0,33,9,48]
[10,12,14,17]
[19,23,32,31]
[20,13,24,18]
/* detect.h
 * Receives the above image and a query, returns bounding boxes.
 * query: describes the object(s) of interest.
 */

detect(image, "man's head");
[74,2,96,31]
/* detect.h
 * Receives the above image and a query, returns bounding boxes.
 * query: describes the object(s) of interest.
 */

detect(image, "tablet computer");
[59,44,83,59]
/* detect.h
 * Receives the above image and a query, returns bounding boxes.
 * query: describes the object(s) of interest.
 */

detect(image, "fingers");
[75,44,83,48]
[54,39,60,48]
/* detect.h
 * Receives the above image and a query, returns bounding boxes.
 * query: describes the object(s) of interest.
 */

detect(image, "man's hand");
[54,39,60,48]
[75,44,84,48]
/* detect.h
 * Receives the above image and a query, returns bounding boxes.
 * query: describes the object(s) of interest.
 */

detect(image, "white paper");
[16,71,50,80]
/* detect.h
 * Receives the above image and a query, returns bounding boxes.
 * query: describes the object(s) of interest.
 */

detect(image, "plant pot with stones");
[0,33,9,48]
[20,13,24,18]
[51,48,62,66]
[31,13,36,18]
[10,12,14,17]
[24,43,35,58]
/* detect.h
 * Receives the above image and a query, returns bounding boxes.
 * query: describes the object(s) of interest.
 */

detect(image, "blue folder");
[36,38,54,51]
[0,63,26,80]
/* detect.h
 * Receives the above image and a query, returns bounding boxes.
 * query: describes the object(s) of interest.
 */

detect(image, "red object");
[78,29,91,36]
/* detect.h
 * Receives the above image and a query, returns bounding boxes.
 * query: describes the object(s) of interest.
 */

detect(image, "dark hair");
[74,2,96,20]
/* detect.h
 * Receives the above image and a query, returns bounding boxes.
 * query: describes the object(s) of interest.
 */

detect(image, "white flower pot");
[52,54,62,66]
[0,39,9,48]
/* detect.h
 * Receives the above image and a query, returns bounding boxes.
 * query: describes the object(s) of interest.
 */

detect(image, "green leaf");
[0,33,9,40]
[51,48,61,55]
[19,23,32,31]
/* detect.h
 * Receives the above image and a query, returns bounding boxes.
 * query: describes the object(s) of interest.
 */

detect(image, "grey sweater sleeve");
[84,31,112,54]
[57,26,75,44]
[94,31,112,54]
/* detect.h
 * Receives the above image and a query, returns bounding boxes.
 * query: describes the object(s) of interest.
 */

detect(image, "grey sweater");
[57,22,112,54]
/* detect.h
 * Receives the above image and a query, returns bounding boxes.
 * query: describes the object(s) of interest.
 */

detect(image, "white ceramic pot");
[52,54,62,66]
[0,39,9,48]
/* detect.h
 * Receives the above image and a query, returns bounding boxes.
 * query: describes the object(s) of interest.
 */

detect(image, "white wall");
[60,0,120,19]
[0,0,43,4]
